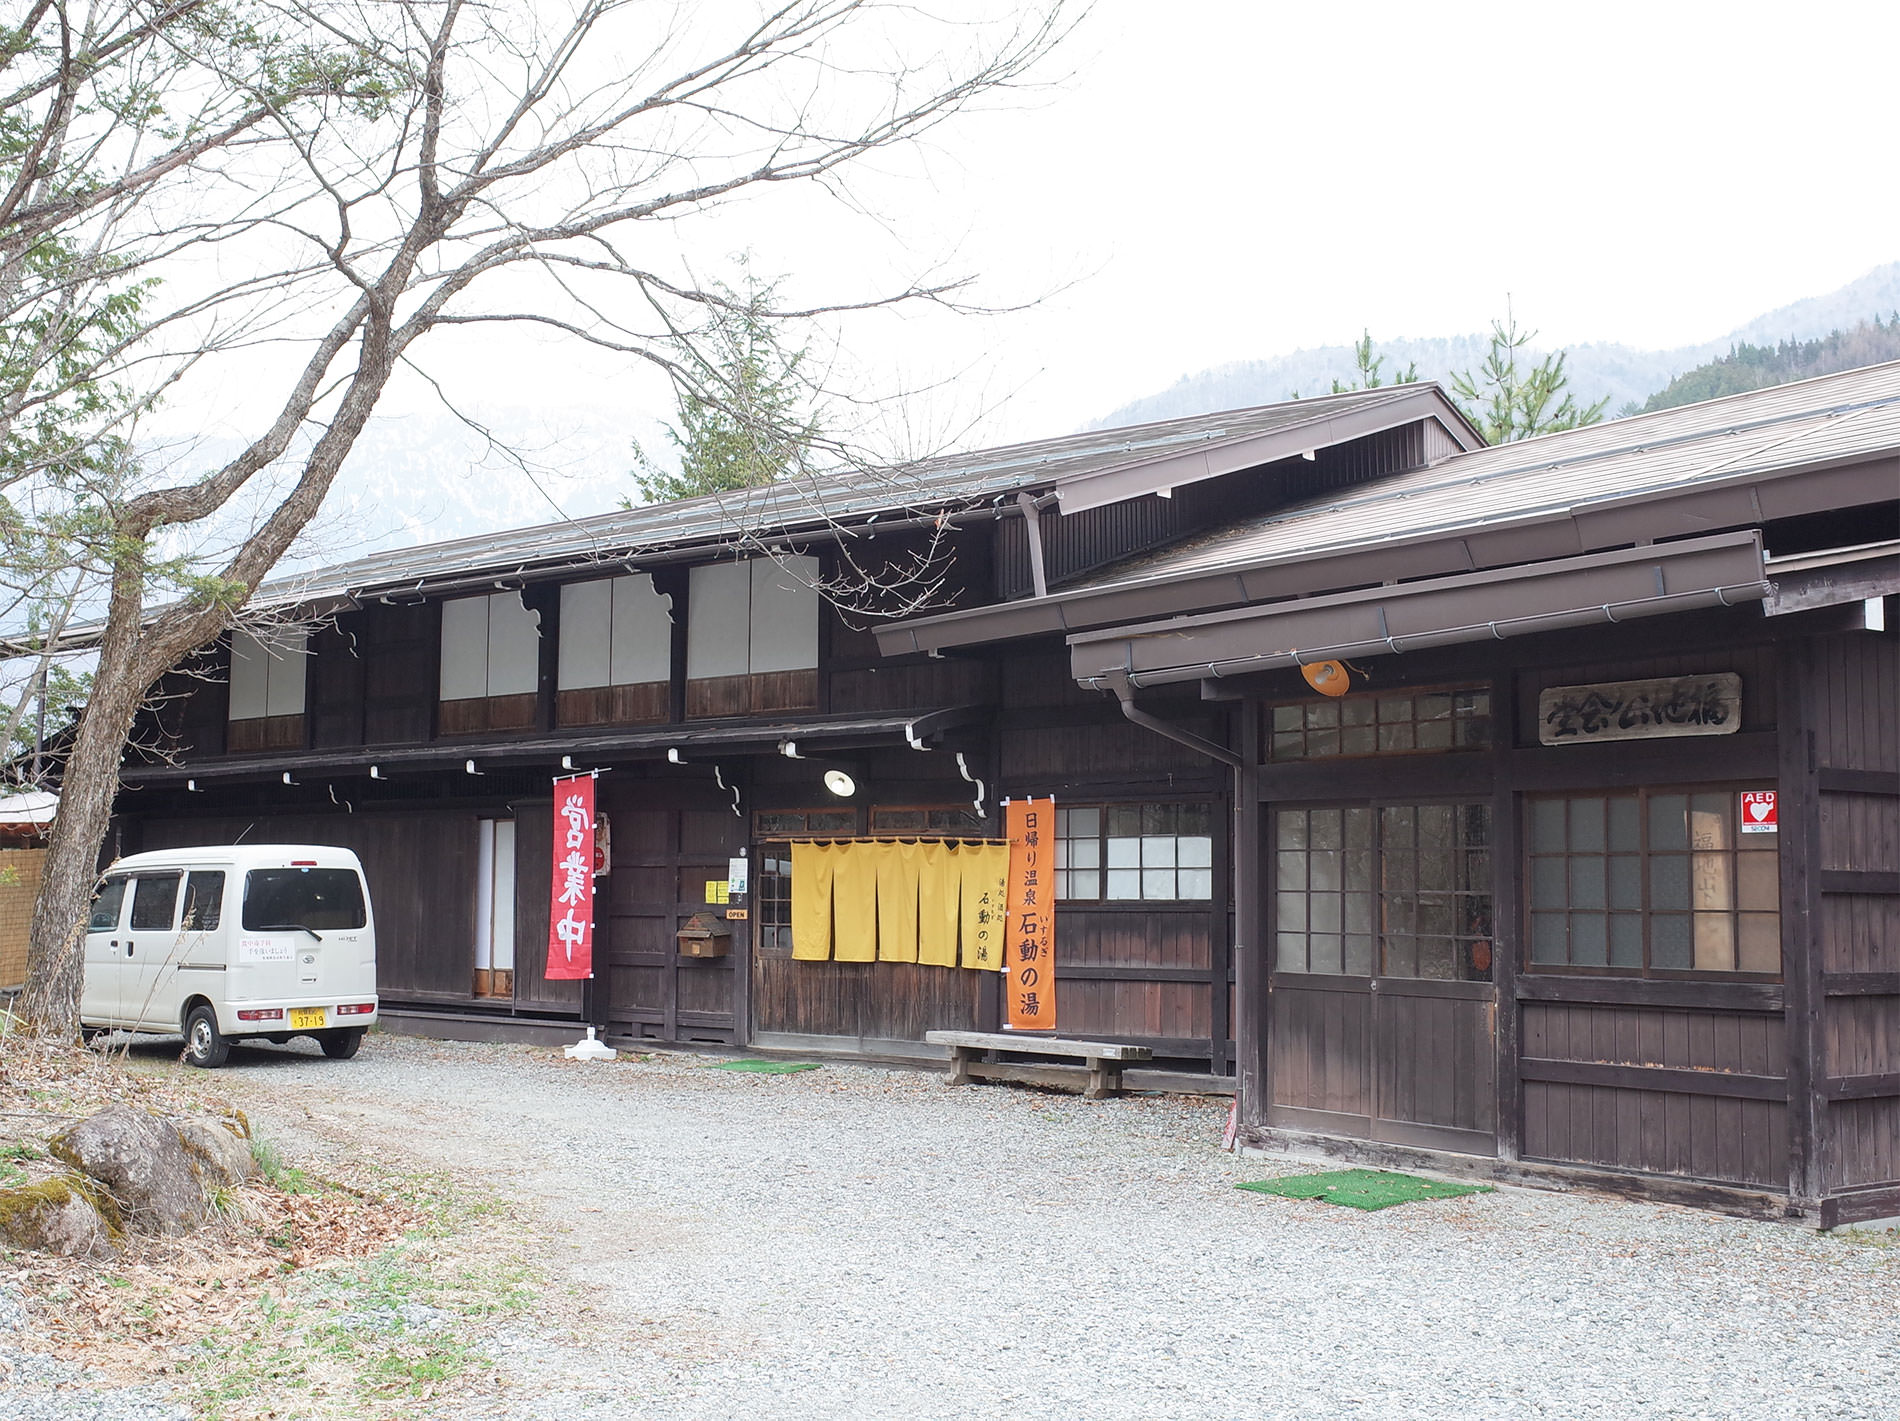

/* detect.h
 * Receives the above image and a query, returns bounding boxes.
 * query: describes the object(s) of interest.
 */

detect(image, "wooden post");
[1234,704,1266,1132]
[1778,640,1827,1206]
[1490,669,1523,1162]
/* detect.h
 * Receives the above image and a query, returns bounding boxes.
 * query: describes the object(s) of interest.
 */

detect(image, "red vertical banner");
[547,774,596,980]
[1005,798,1056,1030]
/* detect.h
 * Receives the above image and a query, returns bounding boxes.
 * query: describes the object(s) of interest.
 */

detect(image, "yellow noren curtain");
[832,843,879,962]
[958,842,1010,970]
[876,841,922,963]
[916,843,959,967]
[790,842,836,961]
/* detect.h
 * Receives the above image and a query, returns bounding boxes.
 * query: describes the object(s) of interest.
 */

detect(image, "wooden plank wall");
[1810,630,1900,1202]
[996,651,1235,1069]
[134,811,479,1001]
[1508,636,1799,1190]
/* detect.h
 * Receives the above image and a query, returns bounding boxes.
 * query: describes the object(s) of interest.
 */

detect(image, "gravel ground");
[10,1031,1900,1419]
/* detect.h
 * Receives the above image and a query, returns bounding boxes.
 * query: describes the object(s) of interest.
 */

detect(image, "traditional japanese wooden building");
[114,385,1475,1077]
[110,363,1898,1222]
[880,361,1900,1225]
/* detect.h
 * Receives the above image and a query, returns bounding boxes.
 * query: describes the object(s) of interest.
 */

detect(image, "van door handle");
[126,942,136,956]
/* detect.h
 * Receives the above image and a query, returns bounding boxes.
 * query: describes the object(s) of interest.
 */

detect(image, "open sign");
[1740,790,1778,834]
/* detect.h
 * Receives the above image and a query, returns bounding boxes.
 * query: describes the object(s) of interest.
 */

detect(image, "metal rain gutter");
[1069,531,1771,690]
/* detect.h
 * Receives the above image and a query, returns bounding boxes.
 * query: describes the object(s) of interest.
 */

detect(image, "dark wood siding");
[135,811,477,1001]
[1809,631,1900,1194]
[361,602,438,744]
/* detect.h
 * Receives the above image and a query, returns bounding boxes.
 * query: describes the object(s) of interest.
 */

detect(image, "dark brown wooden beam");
[1820,870,1900,895]
[1822,1073,1900,1101]
[1516,975,1786,1012]
[1823,973,1900,996]
[1519,1056,1789,1101]
[1818,767,1900,796]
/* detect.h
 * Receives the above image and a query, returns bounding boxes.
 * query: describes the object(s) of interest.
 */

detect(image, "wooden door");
[1267,802,1498,1154]
[598,781,746,1045]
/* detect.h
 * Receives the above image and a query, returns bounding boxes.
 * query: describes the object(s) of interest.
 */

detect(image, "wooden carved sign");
[1539,673,1742,746]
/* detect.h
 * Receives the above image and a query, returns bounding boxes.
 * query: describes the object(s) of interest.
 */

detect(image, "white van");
[82,844,378,1068]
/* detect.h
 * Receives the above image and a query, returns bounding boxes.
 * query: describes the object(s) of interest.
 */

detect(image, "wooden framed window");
[752,807,860,957]
[685,556,819,718]
[439,592,541,734]
[556,574,672,726]
[867,805,986,835]
[1273,803,1493,981]
[227,627,308,752]
[1266,687,1491,762]
[1055,802,1214,902]
[1526,787,1780,977]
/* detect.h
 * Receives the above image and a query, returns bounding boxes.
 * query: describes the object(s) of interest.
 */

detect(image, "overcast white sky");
[213,0,1900,464]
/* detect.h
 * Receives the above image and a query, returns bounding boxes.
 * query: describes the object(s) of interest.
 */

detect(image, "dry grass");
[0,1024,538,1417]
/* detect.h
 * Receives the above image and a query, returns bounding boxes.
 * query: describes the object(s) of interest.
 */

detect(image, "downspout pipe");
[1102,673,1242,768]
[1015,491,1050,598]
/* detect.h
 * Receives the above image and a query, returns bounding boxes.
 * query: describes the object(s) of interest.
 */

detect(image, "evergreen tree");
[1449,307,1608,443]
[632,265,822,504]
[1330,329,1419,392]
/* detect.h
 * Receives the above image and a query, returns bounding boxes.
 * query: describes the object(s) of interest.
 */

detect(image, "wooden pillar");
[1778,640,1828,1206]
[1234,700,1266,1129]
[1489,669,1522,1162]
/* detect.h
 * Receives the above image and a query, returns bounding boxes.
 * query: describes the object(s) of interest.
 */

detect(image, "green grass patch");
[712,1058,821,1074]
[1238,1168,1494,1211]
[182,1174,538,1420]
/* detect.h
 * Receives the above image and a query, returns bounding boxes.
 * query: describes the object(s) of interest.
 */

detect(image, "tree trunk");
[17,626,153,1039]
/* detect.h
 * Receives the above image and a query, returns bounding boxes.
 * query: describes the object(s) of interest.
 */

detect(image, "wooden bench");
[925,1030,1154,1100]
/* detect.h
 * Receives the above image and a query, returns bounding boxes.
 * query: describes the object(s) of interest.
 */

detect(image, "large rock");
[50,1104,253,1235]
[178,1115,256,1190]
[0,1176,120,1258]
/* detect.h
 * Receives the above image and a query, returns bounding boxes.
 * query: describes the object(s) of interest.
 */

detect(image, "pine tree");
[1450,307,1608,442]
[632,264,822,504]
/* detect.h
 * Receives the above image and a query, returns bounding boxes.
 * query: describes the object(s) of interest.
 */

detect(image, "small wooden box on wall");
[677,912,732,958]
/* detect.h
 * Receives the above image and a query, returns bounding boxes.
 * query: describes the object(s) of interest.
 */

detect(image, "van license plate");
[291,1008,327,1030]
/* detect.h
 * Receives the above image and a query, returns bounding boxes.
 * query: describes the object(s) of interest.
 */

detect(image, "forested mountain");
[1632,316,1900,413]
[1088,261,1900,431]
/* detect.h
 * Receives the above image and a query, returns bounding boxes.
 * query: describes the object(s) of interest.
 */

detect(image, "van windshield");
[242,869,366,933]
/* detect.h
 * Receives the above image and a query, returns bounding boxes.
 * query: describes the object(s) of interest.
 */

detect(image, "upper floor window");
[1055,803,1214,902]
[1527,787,1780,977]
[228,627,308,752]
[1267,688,1491,762]
[557,574,673,725]
[685,556,819,717]
[439,592,540,734]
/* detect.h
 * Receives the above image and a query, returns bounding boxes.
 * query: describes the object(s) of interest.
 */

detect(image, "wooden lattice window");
[1526,788,1780,977]
[1266,688,1491,762]
[1273,803,1493,981]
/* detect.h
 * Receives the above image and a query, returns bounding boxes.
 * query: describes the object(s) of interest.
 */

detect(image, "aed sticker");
[238,937,294,963]
[1739,790,1778,834]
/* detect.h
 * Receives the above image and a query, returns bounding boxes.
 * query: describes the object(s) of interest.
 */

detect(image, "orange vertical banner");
[1004,799,1055,1030]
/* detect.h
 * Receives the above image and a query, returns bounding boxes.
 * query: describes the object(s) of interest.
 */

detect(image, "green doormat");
[1237,1168,1493,1211]
[712,1059,822,1074]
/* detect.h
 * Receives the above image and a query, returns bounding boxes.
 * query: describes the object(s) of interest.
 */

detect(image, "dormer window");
[227,627,308,752]
[557,574,673,726]
[439,592,540,734]
[685,556,819,717]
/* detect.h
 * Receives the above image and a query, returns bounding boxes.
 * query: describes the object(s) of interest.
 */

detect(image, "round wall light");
[822,768,857,798]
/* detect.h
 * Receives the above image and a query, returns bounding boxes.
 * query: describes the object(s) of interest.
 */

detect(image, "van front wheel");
[183,1005,230,1069]
[319,1028,365,1061]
